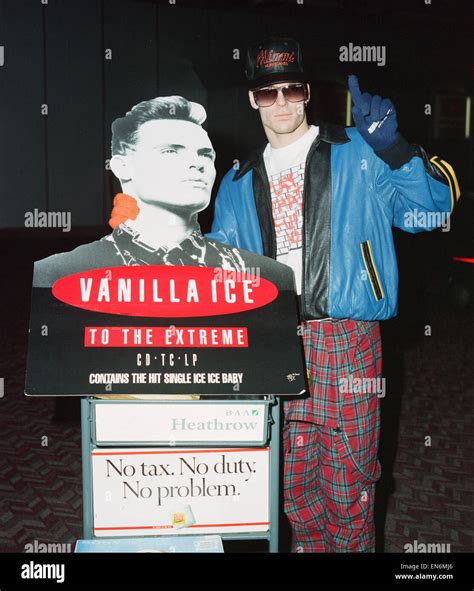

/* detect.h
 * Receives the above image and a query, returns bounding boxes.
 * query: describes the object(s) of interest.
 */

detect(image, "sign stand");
[80,396,281,552]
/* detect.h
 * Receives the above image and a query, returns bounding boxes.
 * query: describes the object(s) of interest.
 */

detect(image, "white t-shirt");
[263,125,319,295]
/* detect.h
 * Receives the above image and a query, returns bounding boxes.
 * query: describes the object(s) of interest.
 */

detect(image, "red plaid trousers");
[282,319,382,552]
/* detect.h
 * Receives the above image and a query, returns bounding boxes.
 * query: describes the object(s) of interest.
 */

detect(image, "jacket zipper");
[360,240,384,301]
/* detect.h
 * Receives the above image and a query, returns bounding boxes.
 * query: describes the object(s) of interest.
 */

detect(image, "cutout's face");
[125,119,216,213]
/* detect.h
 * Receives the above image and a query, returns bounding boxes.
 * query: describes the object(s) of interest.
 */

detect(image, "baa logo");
[225,409,259,417]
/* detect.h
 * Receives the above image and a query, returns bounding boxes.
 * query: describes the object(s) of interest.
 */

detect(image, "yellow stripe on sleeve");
[430,156,454,212]
[439,158,461,201]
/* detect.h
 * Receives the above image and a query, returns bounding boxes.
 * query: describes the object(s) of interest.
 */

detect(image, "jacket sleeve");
[373,134,460,232]
[205,169,238,247]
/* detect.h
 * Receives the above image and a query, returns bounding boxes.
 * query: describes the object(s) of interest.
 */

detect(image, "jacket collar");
[233,121,350,181]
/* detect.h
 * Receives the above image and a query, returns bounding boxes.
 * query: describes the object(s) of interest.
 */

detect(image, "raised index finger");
[348,74,363,103]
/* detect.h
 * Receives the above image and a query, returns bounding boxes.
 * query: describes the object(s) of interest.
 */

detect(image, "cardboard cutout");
[25,96,306,397]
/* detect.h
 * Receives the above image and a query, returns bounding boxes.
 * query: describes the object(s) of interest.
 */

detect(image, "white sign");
[94,402,267,443]
[92,447,270,536]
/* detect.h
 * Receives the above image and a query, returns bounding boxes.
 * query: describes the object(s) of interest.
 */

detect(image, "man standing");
[110,38,459,552]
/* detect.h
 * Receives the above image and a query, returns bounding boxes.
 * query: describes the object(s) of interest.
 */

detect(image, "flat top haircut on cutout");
[111,96,207,156]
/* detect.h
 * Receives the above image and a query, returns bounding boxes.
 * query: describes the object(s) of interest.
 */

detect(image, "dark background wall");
[0,0,471,232]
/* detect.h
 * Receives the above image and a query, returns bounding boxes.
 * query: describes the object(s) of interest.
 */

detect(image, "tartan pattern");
[282,319,382,552]
[283,319,382,427]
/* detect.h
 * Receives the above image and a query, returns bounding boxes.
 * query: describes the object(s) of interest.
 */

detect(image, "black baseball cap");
[245,37,306,90]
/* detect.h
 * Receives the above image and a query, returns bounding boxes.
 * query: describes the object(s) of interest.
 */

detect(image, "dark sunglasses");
[252,83,308,107]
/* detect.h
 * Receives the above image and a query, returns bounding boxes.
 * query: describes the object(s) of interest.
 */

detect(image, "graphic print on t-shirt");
[268,162,304,257]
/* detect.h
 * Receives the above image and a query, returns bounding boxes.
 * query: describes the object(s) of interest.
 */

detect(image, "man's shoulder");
[324,125,378,167]
[33,235,119,287]
[338,126,371,151]
[220,144,267,184]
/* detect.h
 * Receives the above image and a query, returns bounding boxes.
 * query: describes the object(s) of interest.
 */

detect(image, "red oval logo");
[52,265,278,317]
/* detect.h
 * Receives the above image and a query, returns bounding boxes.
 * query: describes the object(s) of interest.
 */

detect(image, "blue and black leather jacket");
[206,122,460,321]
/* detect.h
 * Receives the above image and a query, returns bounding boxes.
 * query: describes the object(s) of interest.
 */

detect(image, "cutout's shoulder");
[33,237,119,287]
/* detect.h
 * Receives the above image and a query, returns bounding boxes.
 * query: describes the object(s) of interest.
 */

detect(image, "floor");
[0,237,472,553]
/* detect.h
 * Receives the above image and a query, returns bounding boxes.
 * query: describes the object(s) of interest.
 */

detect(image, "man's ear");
[248,90,259,110]
[110,154,133,182]
[306,83,311,105]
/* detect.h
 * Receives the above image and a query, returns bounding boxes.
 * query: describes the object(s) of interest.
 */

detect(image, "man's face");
[126,119,216,213]
[249,82,310,136]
